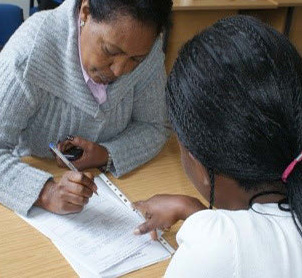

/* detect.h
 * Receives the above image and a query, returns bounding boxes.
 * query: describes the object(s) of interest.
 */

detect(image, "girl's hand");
[55,136,108,171]
[133,194,205,240]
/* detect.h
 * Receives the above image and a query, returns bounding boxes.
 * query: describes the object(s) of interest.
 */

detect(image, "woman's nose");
[110,57,131,77]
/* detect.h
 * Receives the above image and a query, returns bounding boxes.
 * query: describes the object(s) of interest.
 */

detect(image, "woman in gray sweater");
[0,0,172,215]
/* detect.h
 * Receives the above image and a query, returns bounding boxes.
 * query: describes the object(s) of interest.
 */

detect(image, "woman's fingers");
[63,191,89,206]
[55,140,74,168]
[84,172,94,180]
[66,181,94,198]
[55,136,85,168]
[55,136,109,171]
[68,172,98,193]
[66,136,87,149]
[57,140,74,152]
[61,202,84,214]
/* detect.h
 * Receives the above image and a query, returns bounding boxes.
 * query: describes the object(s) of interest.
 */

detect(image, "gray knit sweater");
[0,0,170,215]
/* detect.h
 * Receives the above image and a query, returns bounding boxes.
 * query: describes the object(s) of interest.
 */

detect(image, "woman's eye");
[131,56,145,63]
[103,47,117,56]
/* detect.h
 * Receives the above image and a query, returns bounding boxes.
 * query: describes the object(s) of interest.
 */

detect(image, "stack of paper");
[20,175,174,277]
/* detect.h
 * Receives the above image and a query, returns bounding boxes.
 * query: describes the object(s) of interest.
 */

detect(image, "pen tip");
[49,143,54,148]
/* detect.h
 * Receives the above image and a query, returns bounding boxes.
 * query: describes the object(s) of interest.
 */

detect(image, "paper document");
[57,236,171,278]
[20,174,174,277]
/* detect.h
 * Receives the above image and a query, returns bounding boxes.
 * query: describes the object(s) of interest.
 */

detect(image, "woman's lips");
[93,74,115,85]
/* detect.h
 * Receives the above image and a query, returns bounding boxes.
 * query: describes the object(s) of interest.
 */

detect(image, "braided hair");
[166,15,302,236]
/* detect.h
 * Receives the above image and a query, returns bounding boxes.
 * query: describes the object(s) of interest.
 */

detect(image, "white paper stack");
[20,175,174,277]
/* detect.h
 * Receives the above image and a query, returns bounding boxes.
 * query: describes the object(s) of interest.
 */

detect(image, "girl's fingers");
[134,220,156,235]
[150,230,158,240]
[134,223,158,240]
[132,201,148,212]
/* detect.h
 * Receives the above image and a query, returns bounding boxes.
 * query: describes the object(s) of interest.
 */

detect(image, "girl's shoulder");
[180,203,292,234]
[166,209,239,278]
[165,204,302,278]
[177,208,241,255]
[177,204,294,247]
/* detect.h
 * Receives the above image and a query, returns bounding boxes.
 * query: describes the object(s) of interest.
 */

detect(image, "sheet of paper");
[57,239,171,278]
[21,184,151,273]
[20,175,174,276]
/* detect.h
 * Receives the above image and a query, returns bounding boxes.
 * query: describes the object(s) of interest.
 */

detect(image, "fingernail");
[66,135,74,141]
[133,229,141,235]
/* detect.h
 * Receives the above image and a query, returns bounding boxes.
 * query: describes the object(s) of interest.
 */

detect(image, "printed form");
[22,182,150,273]
[21,176,173,277]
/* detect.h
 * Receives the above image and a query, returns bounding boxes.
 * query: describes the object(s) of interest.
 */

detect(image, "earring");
[80,20,85,27]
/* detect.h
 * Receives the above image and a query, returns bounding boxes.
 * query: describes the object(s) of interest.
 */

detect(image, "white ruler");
[99,173,175,254]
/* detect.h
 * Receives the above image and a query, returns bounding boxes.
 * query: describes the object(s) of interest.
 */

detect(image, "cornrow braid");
[208,168,215,209]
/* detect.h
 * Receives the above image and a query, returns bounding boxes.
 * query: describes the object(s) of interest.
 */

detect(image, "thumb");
[84,172,94,180]
[70,136,87,148]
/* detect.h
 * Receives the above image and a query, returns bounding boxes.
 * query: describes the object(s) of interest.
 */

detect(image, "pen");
[49,143,98,195]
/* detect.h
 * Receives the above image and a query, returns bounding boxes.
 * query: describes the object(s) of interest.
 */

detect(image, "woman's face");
[79,1,157,84]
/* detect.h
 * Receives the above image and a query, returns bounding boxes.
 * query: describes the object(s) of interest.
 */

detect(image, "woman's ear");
[80,0,90,22]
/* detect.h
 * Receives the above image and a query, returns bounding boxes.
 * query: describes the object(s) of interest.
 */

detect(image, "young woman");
[134,16,302,277]
[0,0,171,216]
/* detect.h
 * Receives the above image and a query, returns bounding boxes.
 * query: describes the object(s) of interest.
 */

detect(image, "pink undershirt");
[78,19,107,104]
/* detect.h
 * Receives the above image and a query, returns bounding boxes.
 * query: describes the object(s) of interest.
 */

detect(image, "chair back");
[0,4,23,49]
[29,0,41,16]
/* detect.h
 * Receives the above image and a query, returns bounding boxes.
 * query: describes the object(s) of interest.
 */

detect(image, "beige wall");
[165,7,302,72]
[165,10,237,73]
[240,8,288,33]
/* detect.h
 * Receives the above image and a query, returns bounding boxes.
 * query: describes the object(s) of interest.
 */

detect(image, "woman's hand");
[133,194,205,240]
[56,136,108,171]
[35,171,97,214]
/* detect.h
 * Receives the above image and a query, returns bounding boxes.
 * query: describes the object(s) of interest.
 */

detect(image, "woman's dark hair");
[166,15,302,236]
[76,0,172,34]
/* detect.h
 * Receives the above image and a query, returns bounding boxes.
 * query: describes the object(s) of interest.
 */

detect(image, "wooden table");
[0,137,207,278]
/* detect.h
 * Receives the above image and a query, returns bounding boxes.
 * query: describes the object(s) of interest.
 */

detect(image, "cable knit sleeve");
[0,57,53,216]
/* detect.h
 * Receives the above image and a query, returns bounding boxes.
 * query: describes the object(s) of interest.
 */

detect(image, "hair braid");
[208,168,215,209]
